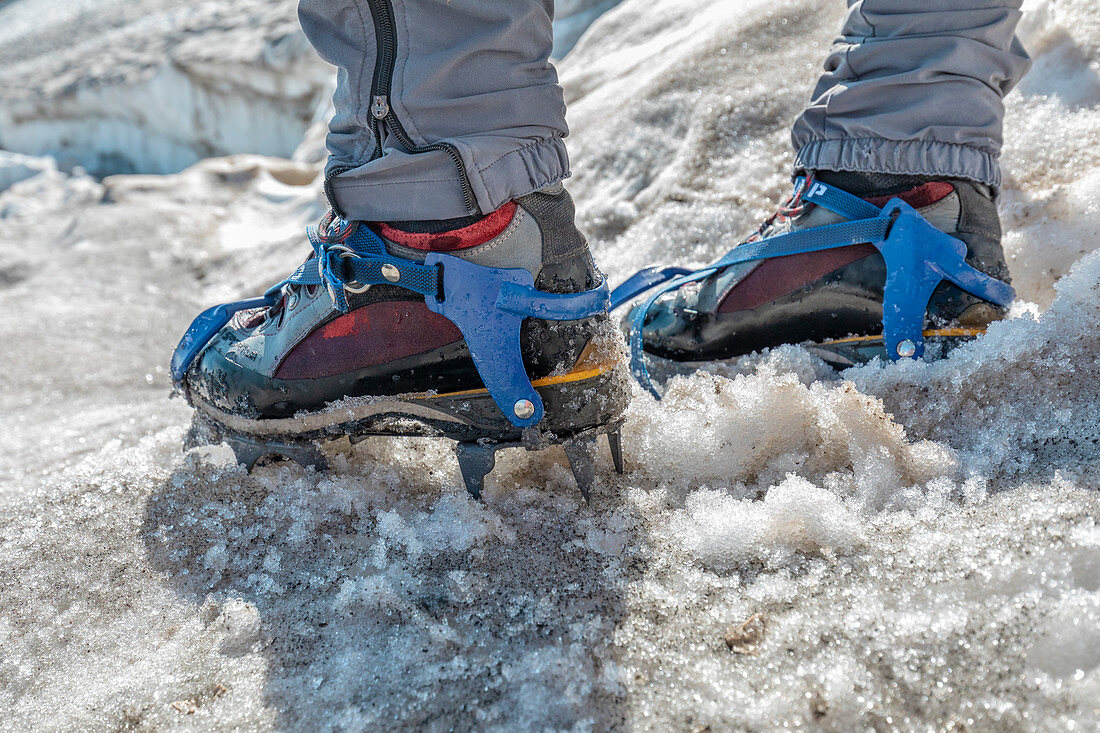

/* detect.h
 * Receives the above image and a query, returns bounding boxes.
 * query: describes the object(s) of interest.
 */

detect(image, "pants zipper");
[323,165,353,218]
[348,0,480,217]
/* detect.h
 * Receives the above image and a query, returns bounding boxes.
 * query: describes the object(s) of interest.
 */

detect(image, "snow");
[2,0,1100,730]
[0,0,333,176]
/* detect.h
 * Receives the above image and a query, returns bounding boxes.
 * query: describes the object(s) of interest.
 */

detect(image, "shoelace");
[745,172,814,244]
[256,212,365,329]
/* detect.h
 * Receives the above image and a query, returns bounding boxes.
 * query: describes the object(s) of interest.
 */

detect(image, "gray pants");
[299,0,1030,222]
[792,0,1031,189]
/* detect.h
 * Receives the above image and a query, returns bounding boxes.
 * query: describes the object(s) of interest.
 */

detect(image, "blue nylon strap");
[343,259,441,299]
[265,222,437,309]
[709,217,891,270]
[346,223,388,256]
[610,266,694,310]
[611,219,889,316]
[621,179,1017,397]
[798,177,881,221]
[628,267,721,396]
[281,263,324,288]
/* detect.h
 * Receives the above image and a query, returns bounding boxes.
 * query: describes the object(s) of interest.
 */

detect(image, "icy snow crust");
[0,0,333,177]
[2,0,1100,730]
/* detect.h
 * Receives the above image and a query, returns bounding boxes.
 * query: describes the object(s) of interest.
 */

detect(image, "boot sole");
[808,327,987,368]
[187,345,630,500]
[189,341,630,448]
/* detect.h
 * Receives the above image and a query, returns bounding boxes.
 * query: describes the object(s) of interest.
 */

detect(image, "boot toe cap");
[625,297,703,359]
[186,332,267,418]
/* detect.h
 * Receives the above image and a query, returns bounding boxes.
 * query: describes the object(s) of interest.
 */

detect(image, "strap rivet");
[896,339,917,358]
[513,399,535,420]
[381,264,401,282]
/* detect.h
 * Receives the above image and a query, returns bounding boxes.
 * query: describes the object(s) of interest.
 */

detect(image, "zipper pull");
[371,95,390,120]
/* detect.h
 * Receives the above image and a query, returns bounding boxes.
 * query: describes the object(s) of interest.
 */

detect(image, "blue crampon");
[611,178,1016,397]
[171,218,611,428]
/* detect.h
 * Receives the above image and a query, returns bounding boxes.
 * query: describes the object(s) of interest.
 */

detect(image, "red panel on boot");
[718,244,877,313]
[865,181,954,209]
[377,201,518,252]
[275,301,463,380]
[717,183,955,314]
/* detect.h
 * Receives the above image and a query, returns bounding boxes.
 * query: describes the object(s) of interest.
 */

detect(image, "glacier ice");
[0,0,334,176]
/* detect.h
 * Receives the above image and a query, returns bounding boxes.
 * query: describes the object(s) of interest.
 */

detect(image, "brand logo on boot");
[230,342,259,361]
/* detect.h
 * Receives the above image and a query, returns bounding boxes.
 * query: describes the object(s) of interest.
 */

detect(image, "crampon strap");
[171,221,610,428]
[613,178,1016,397]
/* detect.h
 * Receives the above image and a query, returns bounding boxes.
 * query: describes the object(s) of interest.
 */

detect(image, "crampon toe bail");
[170,295,279,390]
[613,178,1015,396]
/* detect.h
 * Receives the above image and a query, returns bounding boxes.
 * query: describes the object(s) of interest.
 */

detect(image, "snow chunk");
[1026,590,1100,680]
[0,151,56,193]
[376,493,514,561]
[211,599,263,656]
[673,475,864,569]
[626,364,957,508]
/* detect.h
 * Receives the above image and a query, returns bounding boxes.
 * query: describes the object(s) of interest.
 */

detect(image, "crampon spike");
[225,435,328,472]
[455,442,498,500]
[563,441,598,502]
[607,429,624,475]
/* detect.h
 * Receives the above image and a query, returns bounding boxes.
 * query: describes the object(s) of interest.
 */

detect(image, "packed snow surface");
[2,0,1100,730]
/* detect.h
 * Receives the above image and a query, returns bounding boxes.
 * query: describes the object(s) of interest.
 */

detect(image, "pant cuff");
[461,135,570,215]
[327,136,570,221]
[794,138,1001,189]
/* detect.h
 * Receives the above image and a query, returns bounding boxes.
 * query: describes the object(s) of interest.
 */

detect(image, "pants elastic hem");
[465,136,571,214]
[794,138,1001,189]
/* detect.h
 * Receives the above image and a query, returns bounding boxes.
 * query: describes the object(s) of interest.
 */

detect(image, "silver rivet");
[513,399,535,420]
[381,263,401,282]
[896,339,917,358]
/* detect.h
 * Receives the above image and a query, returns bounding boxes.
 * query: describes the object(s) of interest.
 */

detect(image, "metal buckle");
[335,248,370,293]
